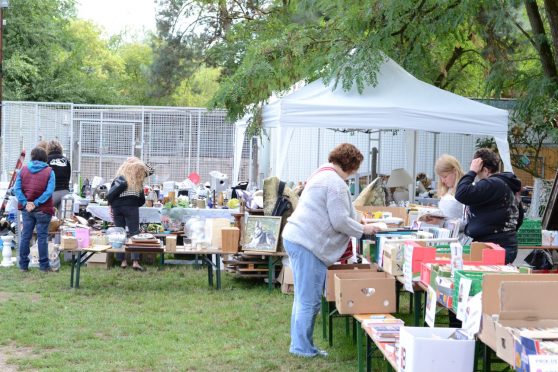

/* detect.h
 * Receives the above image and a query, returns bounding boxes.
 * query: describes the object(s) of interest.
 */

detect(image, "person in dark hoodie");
[455,148,523,264]
[47,139,71,210]
[14,147,57,272]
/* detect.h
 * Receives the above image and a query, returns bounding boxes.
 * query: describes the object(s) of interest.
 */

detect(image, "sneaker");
[19,268,29,272]
[316,349,329,357]
[39,267,59,273]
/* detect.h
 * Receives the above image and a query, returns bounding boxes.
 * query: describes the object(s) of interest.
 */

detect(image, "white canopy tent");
[233,56,511,185]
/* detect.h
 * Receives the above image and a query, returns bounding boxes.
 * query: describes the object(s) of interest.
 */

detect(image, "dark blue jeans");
[112,205,140,261]
[20,210,52,270]
[505,247,518,265]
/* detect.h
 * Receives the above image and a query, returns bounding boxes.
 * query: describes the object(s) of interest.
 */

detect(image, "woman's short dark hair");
[473,148,500,173]
[328,143,364,174]
[31,147,48,163]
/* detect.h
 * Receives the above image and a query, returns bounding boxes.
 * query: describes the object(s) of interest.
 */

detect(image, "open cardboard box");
[355,206,408,226]
[324,263,375,301]
[399,327,475,372]
[494,281,558,367]
[334,270,395,315]
[478,273,558,355]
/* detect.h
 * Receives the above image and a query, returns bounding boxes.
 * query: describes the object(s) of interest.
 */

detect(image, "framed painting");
[242,215,282,252]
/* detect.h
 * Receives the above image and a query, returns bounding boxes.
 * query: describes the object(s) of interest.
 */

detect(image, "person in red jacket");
[14,147,56,272]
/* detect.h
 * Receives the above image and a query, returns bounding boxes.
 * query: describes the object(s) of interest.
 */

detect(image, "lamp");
[386,168,413,203]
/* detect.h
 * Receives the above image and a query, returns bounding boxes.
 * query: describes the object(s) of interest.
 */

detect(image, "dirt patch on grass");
[0,292,41,303]
[0,292,13,302]
[0,343,37,371]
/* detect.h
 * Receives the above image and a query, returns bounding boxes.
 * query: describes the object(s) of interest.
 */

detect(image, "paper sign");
[377,236,385,267]
[528,355,558,372]
[403,242,414,293]
[456,277,472,321]
[425,285,437,328]
[462,292,482,338]
[450,242,463,277]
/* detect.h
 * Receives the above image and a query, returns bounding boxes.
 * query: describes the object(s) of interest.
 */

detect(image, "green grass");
[0,263,368,371]
[0,262,507,371]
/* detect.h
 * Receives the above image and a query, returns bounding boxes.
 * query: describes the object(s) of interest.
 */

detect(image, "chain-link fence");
[1,102,250,186]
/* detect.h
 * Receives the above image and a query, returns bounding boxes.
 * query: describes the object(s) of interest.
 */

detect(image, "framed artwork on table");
[242,215,282,252]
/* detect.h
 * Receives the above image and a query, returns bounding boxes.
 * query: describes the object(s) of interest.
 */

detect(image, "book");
[362,317,404,327]
[370,325,402,334]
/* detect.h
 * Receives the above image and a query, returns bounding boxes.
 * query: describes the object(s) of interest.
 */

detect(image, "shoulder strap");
[277,181,286,197]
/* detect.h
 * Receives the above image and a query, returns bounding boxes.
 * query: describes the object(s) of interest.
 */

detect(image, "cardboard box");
[87,253,107,264]
[325,263,373,301]
[399,327,475,372]
[165,235,177,251]
[221,227,240,253]
[204,218,232,249]
[60,236,78,250]
[355,206,408,225]
[278,265,294,294]
[382,243,404,275]
[334,271,395,314]
[478,274,558,352]
[514,332,558,372]
[494,281,558,366]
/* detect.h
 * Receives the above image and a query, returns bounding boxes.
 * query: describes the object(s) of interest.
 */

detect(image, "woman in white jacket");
[282,143,382,358]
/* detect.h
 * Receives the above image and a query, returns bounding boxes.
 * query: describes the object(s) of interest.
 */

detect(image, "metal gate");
[79,120,136,182]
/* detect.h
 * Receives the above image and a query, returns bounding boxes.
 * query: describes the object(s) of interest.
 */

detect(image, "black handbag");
[272,181,292,217]
[525,249,554,270]
[106,176,128,203]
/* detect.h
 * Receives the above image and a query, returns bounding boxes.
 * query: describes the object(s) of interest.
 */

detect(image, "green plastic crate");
[452,270,485,312]
[435,245,471,255]
[517,219,542,246]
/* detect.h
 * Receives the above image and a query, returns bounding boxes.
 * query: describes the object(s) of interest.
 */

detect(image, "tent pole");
[405,130,417,203]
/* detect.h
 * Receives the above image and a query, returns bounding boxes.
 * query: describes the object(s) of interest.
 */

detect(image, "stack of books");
[362,316,405,343]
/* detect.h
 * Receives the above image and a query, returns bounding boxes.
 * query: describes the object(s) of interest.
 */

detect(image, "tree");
[160,0,557,175]
[3,0,77,101]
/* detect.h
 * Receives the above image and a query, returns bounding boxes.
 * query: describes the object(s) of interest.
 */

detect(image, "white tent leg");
[406,130,417,202]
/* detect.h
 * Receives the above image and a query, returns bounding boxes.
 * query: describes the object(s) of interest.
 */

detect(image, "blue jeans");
[20,210,52,270]
[284,239,327,357]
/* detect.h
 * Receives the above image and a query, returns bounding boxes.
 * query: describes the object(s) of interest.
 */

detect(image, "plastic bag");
[524,249,554,270]
[29,242,60,270]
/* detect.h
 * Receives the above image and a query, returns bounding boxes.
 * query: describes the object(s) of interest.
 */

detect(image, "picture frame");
[242,215,282,252]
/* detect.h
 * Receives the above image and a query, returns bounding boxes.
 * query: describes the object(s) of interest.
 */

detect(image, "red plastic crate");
[419,242,506,285]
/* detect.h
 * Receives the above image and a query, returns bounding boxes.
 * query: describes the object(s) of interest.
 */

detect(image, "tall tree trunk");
[545,0,558,68]
[525,0,558,81]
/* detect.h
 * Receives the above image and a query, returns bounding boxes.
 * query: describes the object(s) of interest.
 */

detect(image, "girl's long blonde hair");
[115,157,148,191]
[435,154,464,197]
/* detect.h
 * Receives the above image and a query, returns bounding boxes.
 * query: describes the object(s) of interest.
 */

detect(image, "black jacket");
[108,177,145,209]
[47,152,71,191]
[455,171,522,249]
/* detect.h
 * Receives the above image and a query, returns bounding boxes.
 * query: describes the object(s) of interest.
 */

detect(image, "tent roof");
[262,57,508,137]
